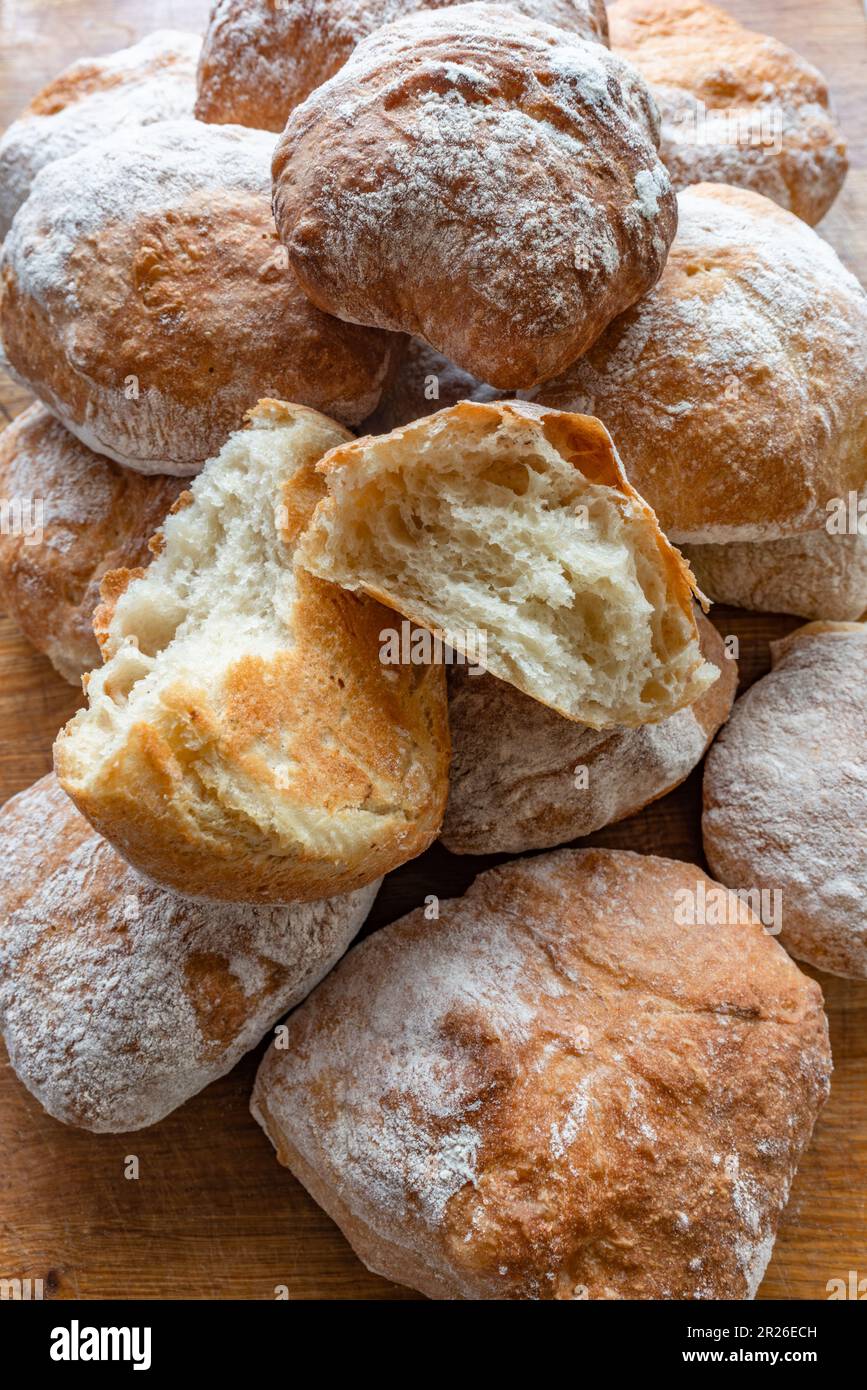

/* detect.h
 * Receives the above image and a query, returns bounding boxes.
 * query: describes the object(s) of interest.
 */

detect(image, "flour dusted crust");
[273,3,677,389]
[364,338,502,434]
[703,622,867,980]
[609,0,848,226]
[684,528,867,623]
[54,401,450,904]
[0,120,399,475]
[0,775,379,1131]
[0,30,200,241]
[442,611,736,854]
[0,404,184,683]
[530,184,867,544]
[196,0,609,131]
[252,848,831,1299]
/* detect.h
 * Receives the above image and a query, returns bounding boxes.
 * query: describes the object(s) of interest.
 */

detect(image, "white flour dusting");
[0,777,378,1131]
[254,848,831,1299]
[0,31,200,239]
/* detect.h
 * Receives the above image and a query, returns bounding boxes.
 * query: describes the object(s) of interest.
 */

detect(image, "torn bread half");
[54,400,450,904]
[296,401,716,728]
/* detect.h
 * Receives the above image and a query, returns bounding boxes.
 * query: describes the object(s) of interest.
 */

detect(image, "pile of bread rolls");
[0,0,863,1301]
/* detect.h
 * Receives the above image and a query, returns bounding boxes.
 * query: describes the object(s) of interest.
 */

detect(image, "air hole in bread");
[476,459,532,495]
[101,646,154,704]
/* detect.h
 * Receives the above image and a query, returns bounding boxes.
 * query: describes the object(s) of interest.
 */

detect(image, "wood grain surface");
[0,0,865,1302]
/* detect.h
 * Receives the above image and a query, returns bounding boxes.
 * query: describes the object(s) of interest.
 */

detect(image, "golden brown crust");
[609,0,848,225]
[0,775,380,1131]
[530,183,867,543]
[61,583,450,904]
[770,618,865,656]
[54,401,451,905]
[0,122,400,474]
[0,404,184,683]
[442,610,736,854]
[195,0,609,131]
[272,4,676,389]
[252,848,831,1299]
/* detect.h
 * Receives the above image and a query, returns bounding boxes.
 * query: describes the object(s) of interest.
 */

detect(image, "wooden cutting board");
[1,0,865,1301]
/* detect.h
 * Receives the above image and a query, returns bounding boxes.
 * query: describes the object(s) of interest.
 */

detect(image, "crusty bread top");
[0,120,399,473]
[272,4,676,389]
[703,621,867,979]
[769,618,866,659]
[530,183,867,543]
[54,400,450,905]
[611,0,830,106]
[0,774,379,1131]
[0,30,200,240]
[684,528,867,625]
[609,0,847,225]
[196,0,609,131]
[0,403,184,683]
[441,609,736,854]
[252,847,831,1300]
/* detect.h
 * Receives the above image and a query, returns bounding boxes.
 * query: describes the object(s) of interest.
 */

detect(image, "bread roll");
[272,4,677,389]
[684,527,867,623]
[54,400,449,904]
[609,0,847,226]
[297,400,716,729]
[252,847,831,1300]
[364,338,502,435]
[0,775,379,1132]
[703,621,867,980]
[0,120,399,475]
[443,610,736,854]
[529,184,867,544]
[0,30,200,241]
[0,404,184,683]
[196,0,609,131]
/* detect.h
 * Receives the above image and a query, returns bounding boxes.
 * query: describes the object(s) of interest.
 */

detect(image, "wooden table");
[0,0,865,1301]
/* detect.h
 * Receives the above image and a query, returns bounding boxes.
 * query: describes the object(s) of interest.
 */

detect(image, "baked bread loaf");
[0,404,184,683]
[0,775,379,1131]
[252,847,831,1300]
[684,527,867,623]
[0,30,200,242]
[196,0,610,132]
[272,4,677,389]
[443,610,736,854]
[0,120,399,475]
[296,400,716,728]
[704,621,867,980]
[364,338,501,435]
[530,184,867,544]
[609,0,848,226]
[54,400,449,904]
